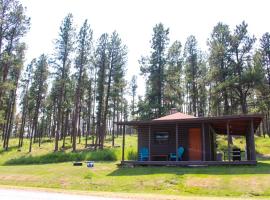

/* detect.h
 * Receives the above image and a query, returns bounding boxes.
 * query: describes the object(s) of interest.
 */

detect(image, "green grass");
[1,134,268,165]
[216,135,270,160]
[0,135,270,197]
[4,149,118,165]
[0,161,270,197]
[0,135,137,165]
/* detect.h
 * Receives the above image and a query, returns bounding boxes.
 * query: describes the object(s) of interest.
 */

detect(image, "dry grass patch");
[230,176,270,194]
[0,174,39,182]
[185,176,222,189]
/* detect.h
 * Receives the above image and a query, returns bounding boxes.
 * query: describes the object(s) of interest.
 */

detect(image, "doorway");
[188,128,202,161]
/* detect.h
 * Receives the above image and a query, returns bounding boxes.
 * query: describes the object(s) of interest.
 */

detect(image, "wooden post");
[227,121,231,161]
[137,128,139,161]
[209,125,217,161]
[176,123,179,161]
[121,125,126,162]
[202,122,205,161]
[148,125,151,161]
[250,119,256,161]
[245,129,251,160]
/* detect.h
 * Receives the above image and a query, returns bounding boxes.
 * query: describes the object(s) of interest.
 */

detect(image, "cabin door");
[188,128,202,161]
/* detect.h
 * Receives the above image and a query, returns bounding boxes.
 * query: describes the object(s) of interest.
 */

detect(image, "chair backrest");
[140,147,149,155]
[178,146,184,157]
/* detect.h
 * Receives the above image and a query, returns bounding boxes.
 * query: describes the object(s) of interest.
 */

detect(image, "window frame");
[154,131,169,145]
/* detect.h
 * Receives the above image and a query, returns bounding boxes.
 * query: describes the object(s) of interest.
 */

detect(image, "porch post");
[176,123,179,161]
[250,119,256,161]
[209,125,217,161]
[202,122,205,161]
[121,124,126,162]
[227,121,231,161]
[245,129,251,160]
[148,125,151,161]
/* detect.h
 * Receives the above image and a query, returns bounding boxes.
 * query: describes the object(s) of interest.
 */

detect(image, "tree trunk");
[62,110,69,148]
[86,85,92,148]
[240,92,248,114]
[116,99,119,138]
[4,91,16,150]
[78,105,81,144]
[112,97,116,147]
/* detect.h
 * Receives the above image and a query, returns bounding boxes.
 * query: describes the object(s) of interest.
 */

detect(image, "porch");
[121,160,257,167]
[118,114,263,167]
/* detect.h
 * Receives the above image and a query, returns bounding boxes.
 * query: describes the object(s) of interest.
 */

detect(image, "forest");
[1,0,270,153]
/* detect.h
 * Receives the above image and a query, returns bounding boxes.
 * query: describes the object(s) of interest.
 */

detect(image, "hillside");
[0,136,270,197]
[1,135,269,165]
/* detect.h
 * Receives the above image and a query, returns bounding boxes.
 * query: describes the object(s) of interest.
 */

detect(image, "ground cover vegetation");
[1,0,270,153]
[0,136,269,197]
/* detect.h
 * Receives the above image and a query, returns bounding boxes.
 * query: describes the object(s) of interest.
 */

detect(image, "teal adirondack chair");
[169,147,184,161]
[138,147,149,161]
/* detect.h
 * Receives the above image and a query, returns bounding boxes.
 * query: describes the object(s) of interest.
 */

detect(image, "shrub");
[85,149,117,161]
[127,149,137,160]
[5,149,117,165]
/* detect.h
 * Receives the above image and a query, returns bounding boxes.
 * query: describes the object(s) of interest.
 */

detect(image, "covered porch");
[121,160,257,166]
[118,114,263,167]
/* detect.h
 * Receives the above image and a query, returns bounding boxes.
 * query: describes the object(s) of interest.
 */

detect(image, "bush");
[85,149,117,161]
[127,149,137,160]
[5,149,117,165]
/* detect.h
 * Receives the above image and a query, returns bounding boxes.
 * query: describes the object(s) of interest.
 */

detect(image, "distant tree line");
[139,22,270,137]
[0,0,129,151]
[1,0,270,152]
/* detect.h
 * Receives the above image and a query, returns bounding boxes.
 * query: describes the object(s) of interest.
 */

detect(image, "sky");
[20,0,270,97]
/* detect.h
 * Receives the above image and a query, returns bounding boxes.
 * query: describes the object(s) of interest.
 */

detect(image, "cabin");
[118,110,263,166]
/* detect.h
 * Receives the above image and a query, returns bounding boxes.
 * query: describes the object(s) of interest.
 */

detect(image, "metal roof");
[116,114,263,135]
[153,112,196,120]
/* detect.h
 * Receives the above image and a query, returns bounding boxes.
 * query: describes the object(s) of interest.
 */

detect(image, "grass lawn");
[216,135,270,159]
[0,135,137,165]
[0,135,269,198]
[0,161,270,197]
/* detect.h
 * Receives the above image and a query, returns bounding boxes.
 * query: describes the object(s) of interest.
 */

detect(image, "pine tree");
[95,31,127,149]
[95,33,109,149]
[3,43,26,150]
[0,0,30,148]
[164,40,183,112]
[28,54,48,152]
[0,0,30,109]
[18,59,35,148]
[130,75,137,118]
[228,21,256,114]
[197,54,208,116]
[208,22,232,115]
[102,31,127,147]
[260,32,270,89]
[140,23,169,118]
[53,13,75,151]
[72,19,92,151]
[183,35,199,116]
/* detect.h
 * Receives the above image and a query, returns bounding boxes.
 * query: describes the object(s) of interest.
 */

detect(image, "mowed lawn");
[0,135,269,198]
[0,161,270,197]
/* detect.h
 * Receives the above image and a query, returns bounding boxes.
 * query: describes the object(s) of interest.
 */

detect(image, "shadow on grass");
[108,161,270,176]
[0,145,19,155]
[4,148,118,165]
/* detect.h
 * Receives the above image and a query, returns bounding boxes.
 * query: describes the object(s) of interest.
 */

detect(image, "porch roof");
[117,114,263,135]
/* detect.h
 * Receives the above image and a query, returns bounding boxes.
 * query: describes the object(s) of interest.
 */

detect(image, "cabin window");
[154,132,169,144]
